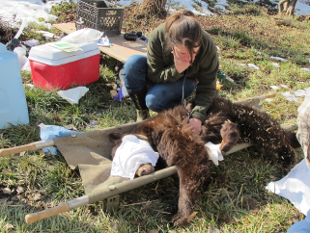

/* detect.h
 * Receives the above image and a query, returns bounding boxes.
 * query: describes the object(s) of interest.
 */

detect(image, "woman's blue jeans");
[123,55,197,112]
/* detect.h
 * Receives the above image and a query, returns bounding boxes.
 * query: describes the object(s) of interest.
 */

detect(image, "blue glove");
[113,87,124,102]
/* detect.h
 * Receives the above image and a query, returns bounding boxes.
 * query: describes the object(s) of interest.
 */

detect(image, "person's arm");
[146,24,184,84]
[190,35,219,123]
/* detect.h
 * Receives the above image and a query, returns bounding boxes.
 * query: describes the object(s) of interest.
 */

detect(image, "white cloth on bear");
[111,135,159,180]
[205,142,223,166]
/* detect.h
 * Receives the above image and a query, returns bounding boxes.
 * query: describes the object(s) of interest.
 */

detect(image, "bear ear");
[108,132,123,144]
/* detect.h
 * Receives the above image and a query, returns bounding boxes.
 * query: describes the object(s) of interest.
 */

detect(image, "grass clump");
[200,8,310,65]
[50,0,76,23]
[229,4,268,16]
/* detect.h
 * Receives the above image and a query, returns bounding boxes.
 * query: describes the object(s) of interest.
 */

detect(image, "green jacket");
[147,23,219,123]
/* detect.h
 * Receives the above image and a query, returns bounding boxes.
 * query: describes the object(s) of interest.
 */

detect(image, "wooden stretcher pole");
[0,140,55,157]
[25,166,178,224]
[234,93,276,105]
[256,93,276,99]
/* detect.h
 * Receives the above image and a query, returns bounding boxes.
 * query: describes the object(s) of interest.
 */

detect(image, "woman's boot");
[136,109,150,122]
[129,86,150,122]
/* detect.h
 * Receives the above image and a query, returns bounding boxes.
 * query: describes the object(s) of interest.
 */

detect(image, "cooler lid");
[28,41,100,66]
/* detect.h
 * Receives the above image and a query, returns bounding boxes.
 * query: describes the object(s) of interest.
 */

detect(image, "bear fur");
[108,97,299,226]
[200,97,299,167]
[109,105,211,226]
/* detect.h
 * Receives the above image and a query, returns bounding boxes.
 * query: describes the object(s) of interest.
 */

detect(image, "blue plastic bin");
[0,43,29,129]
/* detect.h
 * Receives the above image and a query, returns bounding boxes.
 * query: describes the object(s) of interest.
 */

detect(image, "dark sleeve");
[191,37,219,122]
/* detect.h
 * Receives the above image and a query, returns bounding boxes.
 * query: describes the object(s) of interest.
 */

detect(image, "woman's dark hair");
[165,10,203,62]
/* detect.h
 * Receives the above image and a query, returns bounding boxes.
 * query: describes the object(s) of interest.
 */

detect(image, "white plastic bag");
[22,60,31,72]
[57,86,89,105]
[266,159,310,216]
[61,28,103,43]
[13,47,28,69]
[24,39,39,47]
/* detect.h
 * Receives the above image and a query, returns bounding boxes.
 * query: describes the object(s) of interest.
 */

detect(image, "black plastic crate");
[76,0,124,36]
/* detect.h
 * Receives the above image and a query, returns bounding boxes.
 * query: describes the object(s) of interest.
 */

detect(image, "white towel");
[266,159,310,216]
[111,135,159,179]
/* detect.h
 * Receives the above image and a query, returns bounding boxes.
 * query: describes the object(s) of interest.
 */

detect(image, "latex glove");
[113,87,124,102]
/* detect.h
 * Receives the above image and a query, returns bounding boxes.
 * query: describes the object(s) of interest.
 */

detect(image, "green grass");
[1,3,310,232]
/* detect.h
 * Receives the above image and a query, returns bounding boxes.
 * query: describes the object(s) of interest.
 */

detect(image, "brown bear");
[108,97,299,226]
[200,97,299,167]
[109,105,210,226]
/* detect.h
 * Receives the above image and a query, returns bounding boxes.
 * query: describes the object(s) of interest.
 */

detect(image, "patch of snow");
[247,63,259,70]
[0,0,59,28]
[293,89,306,97]
[280,84,289,88]
[270,86,280,91]
[270,56,289,62]
[281,92,299,101]
[272,62,280,68]
[24,39,40,47]
[36,30,60,40]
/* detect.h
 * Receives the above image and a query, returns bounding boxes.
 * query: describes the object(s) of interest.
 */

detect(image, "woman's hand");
[189,117,202,135]
[171,43,200,74]
[171,49,191,74]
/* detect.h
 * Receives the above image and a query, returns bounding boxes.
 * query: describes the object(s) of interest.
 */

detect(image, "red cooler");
[29,42,100,90]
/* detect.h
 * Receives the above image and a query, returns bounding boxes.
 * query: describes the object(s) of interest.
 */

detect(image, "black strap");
[181,69,190,123]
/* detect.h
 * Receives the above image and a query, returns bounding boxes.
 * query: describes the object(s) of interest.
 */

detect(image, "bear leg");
[219,120,240,153]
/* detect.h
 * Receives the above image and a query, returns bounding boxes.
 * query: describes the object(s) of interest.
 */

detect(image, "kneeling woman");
[123,10,219,135]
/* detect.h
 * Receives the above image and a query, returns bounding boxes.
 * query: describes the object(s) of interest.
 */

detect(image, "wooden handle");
[258,93,276,99]
[234,93,276,106]
[25,202,70,224]
[0,143,36,157]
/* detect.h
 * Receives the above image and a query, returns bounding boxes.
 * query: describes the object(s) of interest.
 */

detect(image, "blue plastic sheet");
[39,124,80,155]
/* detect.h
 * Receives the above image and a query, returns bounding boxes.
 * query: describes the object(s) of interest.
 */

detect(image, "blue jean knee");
[123,55,148,93]
[146,78,197,112]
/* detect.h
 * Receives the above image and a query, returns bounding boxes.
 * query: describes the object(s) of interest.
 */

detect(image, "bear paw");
[172,212,198,227]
